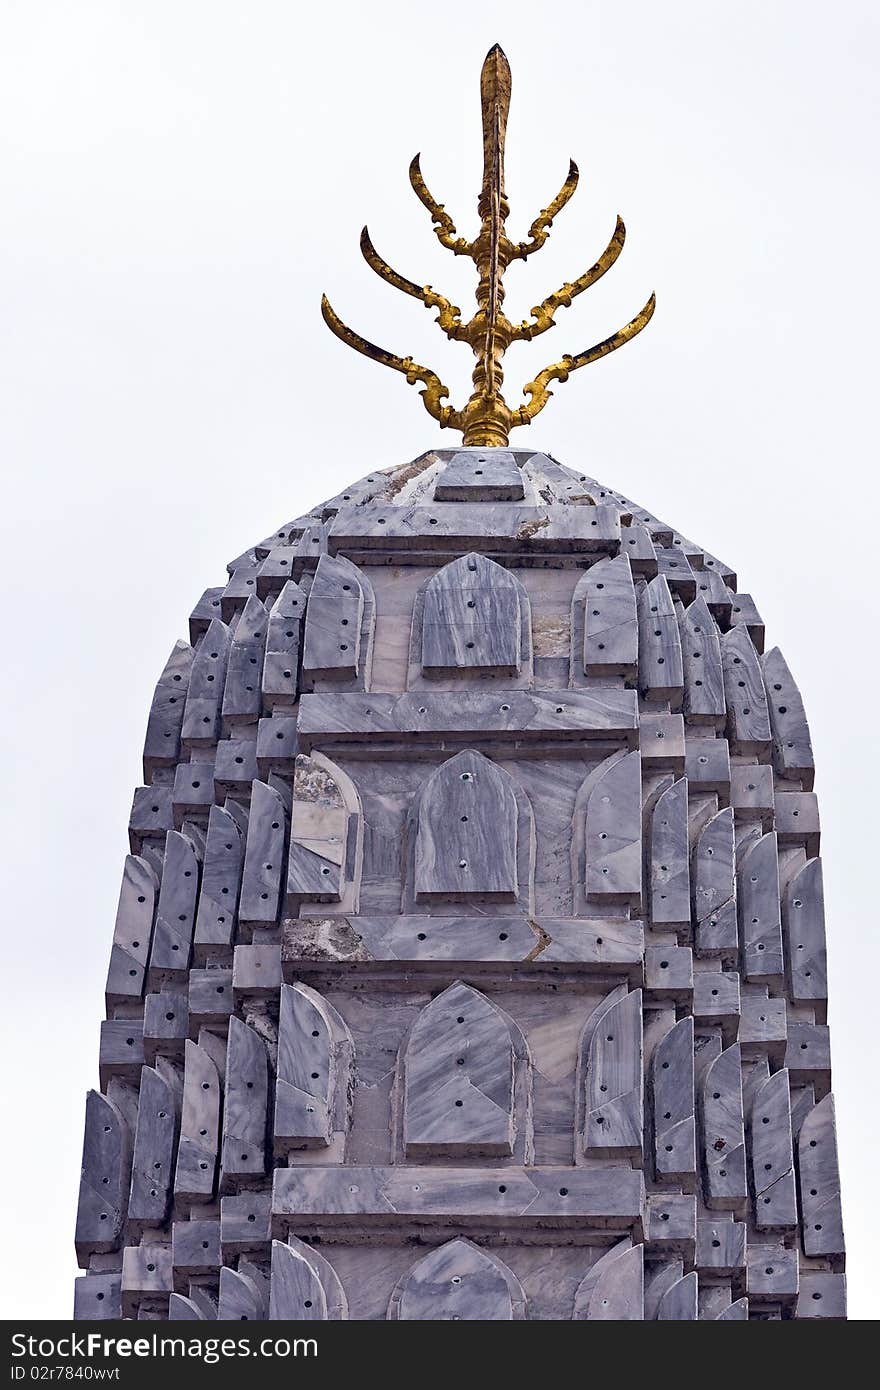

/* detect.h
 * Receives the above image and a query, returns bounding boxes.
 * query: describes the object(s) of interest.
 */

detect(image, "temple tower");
[74,47,845,1321]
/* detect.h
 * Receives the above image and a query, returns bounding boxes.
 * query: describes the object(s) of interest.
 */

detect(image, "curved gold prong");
[522,291,656,420]
[514,158,580,259]
[513,216,627,341]
[359,227,463,338]
[408,154,472,256]
[321,294,458,426]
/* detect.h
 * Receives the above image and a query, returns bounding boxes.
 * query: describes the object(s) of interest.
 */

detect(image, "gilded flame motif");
[321,45,655,448]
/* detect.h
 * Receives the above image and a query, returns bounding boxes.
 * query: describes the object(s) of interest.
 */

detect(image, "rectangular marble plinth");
[272,1165,644,1234]
[297,689,638,752]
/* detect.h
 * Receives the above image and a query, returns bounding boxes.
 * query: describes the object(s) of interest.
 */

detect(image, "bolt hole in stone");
[417,932,427,941]
[455,1100,463,1108]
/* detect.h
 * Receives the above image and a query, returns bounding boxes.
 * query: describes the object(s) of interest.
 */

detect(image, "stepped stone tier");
[73,447,845,1320]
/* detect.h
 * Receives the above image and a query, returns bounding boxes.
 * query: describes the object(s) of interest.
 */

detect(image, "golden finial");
[321,44,655,448]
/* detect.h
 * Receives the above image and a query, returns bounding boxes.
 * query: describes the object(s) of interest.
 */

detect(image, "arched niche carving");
[269,1238,348,1320]
[571,750,642,913]
[570,553,637,681]
[286,752,363,915]
[408,552,532,687]
[409,749,533,906]
[301,553,374,691]
[397,980,532,1161]
[575,984,643,1161]
[572,1238,643,1319]
[274,981,354,1156]
[388,1239,527,1320]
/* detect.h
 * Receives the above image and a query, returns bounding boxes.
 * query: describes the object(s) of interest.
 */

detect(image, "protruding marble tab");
[181,618,231,747]
[750,1067,797,1230]
[174,1039,220,1202]
[693,807,737,956]
[143,640,194,776]
[302,553,364,683]
[256,546,298,600]
[189,587,223,643]
[105,854,158,1007]
[700,1043,747,1211]
[287,753,359,906]
[651,1015,695,1184]
[721,624,771,754]
[798,1092,845,1257]
[638,575,684,705]
[222,595,268,727]
[581,986,643,1159]
[679,596,724,725]
[75,1090,131,1262]
[262,580,306,709]
[783,857,827,1003]
[730,763,775,826]
[171,1218,221,1281]
[728,592,765,652]
[685,736,730,795]
[762,646,815,788]
[389,1239,526,1320]
[433,449,525,501]
[148,830,201,986]
[238,780,287,930]
[796,1272,846,1320]
[656,1271,698,1320]
[582,750,642,907]
[572,1238,643,1320]
[193,803,245,959]
[650,777,690,933]
[221,1016,268,1186]
[746,1244,798,1304]
[269,1237,348,1320]
[274,981,353,1153]
[576,554,637,677]
[738,831,783,982]
[620,520,658,576]
[74,1273,122,1320]
[128,1065,177,1230]
[220,563,261,622]
[217,1264,266,1321]
[696,1217,746,1276]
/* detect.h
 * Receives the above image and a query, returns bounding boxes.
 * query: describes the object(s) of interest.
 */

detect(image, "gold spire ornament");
[321,44,655,448]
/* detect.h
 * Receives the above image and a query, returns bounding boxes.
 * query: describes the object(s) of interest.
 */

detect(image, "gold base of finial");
[322,45,654,447]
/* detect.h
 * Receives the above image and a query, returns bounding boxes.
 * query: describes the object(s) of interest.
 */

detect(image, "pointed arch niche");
[395,980,533,1162]
[388,1239,527,1320]
[408,552,532,687]
[404,749,534,910]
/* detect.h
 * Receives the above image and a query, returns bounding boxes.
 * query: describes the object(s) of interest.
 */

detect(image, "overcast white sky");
[1,0,878,1320]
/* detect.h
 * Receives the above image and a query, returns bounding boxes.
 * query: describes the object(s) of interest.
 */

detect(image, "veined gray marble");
[74,447,845,1320]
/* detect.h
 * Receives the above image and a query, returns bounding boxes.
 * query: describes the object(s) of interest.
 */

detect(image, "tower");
[74,46,845,1321]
